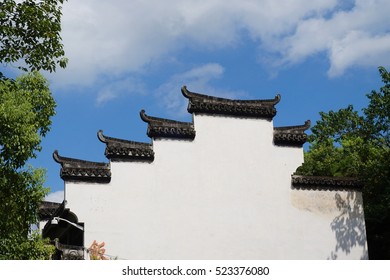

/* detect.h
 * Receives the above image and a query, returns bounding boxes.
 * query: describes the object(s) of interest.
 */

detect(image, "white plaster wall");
[64,114,367,259]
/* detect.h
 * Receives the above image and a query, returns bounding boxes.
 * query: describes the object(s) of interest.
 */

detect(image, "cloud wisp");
[156,63,246,117]
[95,76,146,106]
[52,0,390,88]
[45,190,64,203]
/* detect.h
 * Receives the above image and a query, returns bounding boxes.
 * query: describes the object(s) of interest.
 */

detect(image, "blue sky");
[5,0,390,202]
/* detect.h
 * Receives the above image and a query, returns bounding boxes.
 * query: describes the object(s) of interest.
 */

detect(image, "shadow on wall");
[328,192,368,260]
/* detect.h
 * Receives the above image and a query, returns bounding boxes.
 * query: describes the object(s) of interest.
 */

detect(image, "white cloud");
[328,31,390,77]
[274,0,390,74]
[96,76,146,106]
[156,63,246,117]
[52,0,390,88]
[45,190,64,203]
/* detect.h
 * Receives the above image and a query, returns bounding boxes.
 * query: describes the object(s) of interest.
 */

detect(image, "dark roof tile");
[291,175,363,191]
[274,120,311,147]
[39,201,62,220]
[181,86,280,119]
[140,110,195,140]
[53,151,111,183]
[97,130,154,161]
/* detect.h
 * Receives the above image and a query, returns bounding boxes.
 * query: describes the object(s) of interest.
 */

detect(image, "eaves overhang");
[291,175,363,191]
[97,130,154,161]
[39,201,62,220]
[42,201,84,250]
[274,120,311,147]
[53,150,111,183]
[181,86,281,119]
[140,109,195,140]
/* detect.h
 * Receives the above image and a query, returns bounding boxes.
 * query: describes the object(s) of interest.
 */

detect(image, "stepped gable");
[181,85,281,119]
[140,109,195,140]
[292,175,363,191]
[274,120,311,147]
[97,130,154,161]
[53,150,111,183]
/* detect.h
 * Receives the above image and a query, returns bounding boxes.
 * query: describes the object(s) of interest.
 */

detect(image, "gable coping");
[97,130,154,161]
[181,85,281,119]
[274,120,311,147]
[140,109,196,140]
[53,150,111,183]
[291,175,363,191]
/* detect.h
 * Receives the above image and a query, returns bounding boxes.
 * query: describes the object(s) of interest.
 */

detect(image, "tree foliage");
[0,72,55,168]
[296,66,390,259]
[0,231,55,260]
[0,0,67,259]
[0,72,56,259]
[0,0,68,72]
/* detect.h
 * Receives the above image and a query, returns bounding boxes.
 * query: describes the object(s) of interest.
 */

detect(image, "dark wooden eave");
[140,110,195,139]
[53,150,111,183]
[181,86,281,119]
[274,120,311,147]
[42,201,84,251]
[97,130,154,161]
[291,175,363,191]
[42,200,66,237]
[39,201,62,220]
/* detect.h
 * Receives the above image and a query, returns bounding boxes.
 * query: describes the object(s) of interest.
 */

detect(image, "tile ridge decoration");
[53,150,111,183]
[181,85,281,119]
[140,109,196,140]
[274,120,311,147]
[291,175,363,191]
[39,201,62,220]
[97,130,154,161]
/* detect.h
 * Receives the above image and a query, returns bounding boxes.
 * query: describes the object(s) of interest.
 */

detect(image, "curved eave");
[53,150,111,183]
[291,175,363,191]
[274,120,311,147]
[97,130,154,161]
[140,110,195,140]
[39,201,62,220]
[181,86,281,119]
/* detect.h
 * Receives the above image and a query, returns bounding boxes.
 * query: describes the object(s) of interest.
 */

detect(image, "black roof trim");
[42,201,83,247]
[97,130,154,161]
[140,110,195,139]
[291,175,363,191]
[42,200,66,235]
[274,120,311,147]
[181,85,281,119]
[53,150,111,183]
[39,201,62,220]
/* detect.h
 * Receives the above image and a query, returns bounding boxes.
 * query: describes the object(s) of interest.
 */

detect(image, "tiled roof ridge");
[291,175,363,190]
[53,150,108,167]
[97,130,154,161]
[181,85,281,119]
[273,120,311,147]
[97,130,150,145]
[38,201,62,220]
[140,109,196,139]
[53,150,111,182]
[274,120,311,131]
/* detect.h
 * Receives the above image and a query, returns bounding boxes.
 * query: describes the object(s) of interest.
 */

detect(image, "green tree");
[0,0,67,259]
[0,72,56,259]
[296,66,390,259]
[0,0,67,72]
